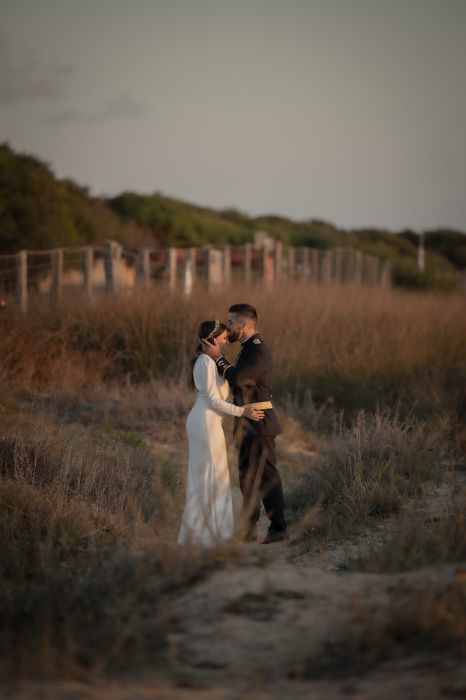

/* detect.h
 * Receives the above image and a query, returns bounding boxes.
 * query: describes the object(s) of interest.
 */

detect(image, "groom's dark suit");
[215,332,287,535]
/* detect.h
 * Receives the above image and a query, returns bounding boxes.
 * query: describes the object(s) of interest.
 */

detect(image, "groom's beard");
[228,330,241,343]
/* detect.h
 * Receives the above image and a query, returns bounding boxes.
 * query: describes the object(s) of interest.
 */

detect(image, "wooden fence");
[0,240,392,314]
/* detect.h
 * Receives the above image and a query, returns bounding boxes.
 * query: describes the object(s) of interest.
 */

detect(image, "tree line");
[1,142,465,292]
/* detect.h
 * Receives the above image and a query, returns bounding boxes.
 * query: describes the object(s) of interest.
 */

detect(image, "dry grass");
[1,398,462,681]
[1,281,465,685]
[1,281,465,423]
[0,413,246,681]
[284,407,459,542]
[348,493,466,573]
[288,579,466,680]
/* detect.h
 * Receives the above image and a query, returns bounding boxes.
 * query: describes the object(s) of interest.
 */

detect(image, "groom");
[201,303,288,544]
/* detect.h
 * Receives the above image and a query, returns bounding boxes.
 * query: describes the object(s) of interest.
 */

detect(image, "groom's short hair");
[229,303,257,323]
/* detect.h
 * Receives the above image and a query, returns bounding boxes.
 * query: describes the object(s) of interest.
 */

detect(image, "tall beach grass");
[1,281,465,424]
[1,280,465,682]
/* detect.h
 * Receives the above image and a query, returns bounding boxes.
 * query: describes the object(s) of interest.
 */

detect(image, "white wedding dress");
[177,353,244,548]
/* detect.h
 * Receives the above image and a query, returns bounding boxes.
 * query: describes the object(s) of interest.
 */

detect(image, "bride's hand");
[243,405,265,421]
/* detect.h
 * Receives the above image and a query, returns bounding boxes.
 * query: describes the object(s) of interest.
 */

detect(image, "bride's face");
[215,330,229,349]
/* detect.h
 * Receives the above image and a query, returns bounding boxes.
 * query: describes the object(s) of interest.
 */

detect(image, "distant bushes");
[0,143,150,253]
[401,229,466,269]
[108,191,251,247]
[2,143,465,292]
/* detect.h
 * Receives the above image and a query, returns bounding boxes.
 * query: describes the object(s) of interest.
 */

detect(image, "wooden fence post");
[83,247,93,297]
[16,250,28,314]
[380,260,391,288]
[340,249,351,284]
[51,248,64,301]
[354,250,363,285]
[183,255,194,297]
[334,247,343,284]
[344,249,354,284]
[321,250,332,284]
[206,247,223,291]
[203,245,210,289]
[274,241,283,284]
[223,245,231,285]
[265,249,274,288]
[372,257,381,286]
[244,243,252,285]
[262,249,274,289]
[300,247,310,279]
[287,247,296,281]
[189,248,197,283]
[168,247,177,291]
[104,240,122,293]
[364,255,379,287]
[309,249,319,282]
[183,248,197,296]
[136,247,151,289]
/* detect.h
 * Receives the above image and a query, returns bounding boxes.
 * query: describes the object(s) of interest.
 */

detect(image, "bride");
[177,320,264,547]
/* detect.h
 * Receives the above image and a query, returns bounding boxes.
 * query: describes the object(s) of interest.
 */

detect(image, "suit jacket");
[215,332,281,437]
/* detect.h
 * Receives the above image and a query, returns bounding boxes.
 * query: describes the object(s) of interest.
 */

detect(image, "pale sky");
[1,0,465,230]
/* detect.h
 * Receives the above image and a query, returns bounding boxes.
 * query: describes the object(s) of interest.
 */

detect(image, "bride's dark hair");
[187,320,228,389]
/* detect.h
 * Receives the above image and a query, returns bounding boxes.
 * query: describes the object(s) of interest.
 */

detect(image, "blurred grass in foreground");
[0,281,465,682]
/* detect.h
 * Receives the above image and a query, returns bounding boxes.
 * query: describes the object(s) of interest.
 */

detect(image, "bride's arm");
[194,356,245,417]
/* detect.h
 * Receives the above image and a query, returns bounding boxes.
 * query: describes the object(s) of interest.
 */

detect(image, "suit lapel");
[234,348,243,364]
[234,332,259,365]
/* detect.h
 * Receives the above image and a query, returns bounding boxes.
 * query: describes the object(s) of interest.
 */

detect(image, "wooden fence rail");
[0,240,392,314]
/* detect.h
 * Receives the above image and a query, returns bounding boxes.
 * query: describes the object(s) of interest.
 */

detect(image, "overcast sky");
[1,0,465,230]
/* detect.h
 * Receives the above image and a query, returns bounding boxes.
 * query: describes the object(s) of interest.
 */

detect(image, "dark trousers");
[238,434,287,533]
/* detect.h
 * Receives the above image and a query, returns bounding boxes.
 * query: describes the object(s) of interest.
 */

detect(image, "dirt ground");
[3,483,465,700]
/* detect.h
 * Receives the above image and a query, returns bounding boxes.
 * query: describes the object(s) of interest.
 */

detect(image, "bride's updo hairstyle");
[187,319,228,389]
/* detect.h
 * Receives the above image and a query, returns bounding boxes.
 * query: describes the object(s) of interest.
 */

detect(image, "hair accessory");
[204,319,220,341]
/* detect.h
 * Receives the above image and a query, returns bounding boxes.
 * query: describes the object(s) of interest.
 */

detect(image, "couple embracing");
[177,303,288,547]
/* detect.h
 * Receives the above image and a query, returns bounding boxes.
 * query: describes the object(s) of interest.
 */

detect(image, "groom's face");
[226,313,245,342]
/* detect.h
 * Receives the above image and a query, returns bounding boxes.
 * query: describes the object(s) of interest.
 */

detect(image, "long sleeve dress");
[177,353,245,547]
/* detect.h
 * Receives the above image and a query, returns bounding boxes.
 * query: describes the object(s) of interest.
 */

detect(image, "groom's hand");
[200,338,222,360]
